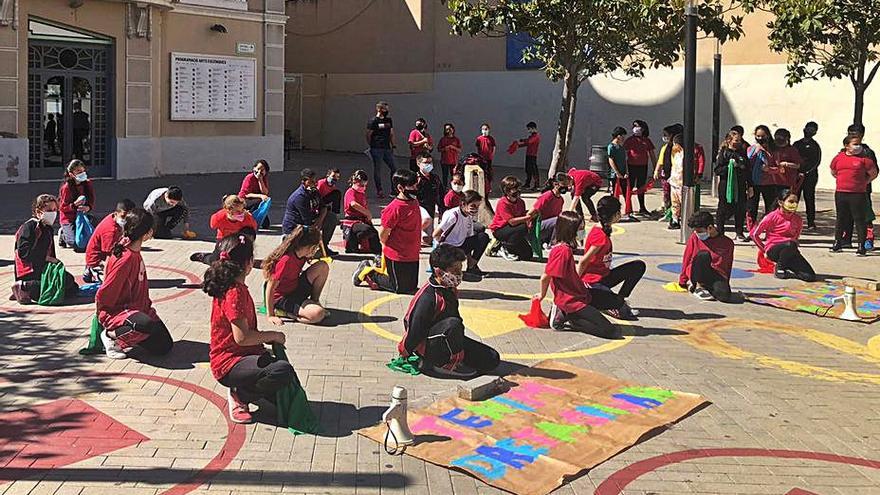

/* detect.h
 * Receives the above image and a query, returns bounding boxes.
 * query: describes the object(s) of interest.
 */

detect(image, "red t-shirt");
[476,135,497,162]
[444,189,463,209]
[238,172,269,198]
[209,209,258,240]
[545,243,590,313]
[344,187,370,222]
[409,130,433,159]
[209,282,264,380]
[623,136,655,167]
[439,136,462,165]
[381,198,422,262]
[58,180,95,225]
[680,233,734,285]
[96,249,156,330]
[773,145,802,188]
[490,196,526,231]
[568,168,603,196]
[86,214,122,267]
[831,152,878,193]
[533,190,563,220]
[316,178,338,198]
[520,133,541,157]
[271,253,308,302]
[581,226,612,284]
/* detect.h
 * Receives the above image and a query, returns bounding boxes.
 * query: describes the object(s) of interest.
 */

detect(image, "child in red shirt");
[263,226,329,325]
[239,160,271,228]
[191,195,257,265]
[408,118,434,172]
[444,173,465,209]
[438,123,462,187]
[490,176,537,261]
[353,169,423,294]
[96,209,173,360]
[516,122,541,190]
[203,234,295,424]
[568,167,603,222]
[679,211,740,303]
[342,169,381,254]
[84,199,135,283]
[475,123,497,196]
[531,173,573,246]
[316,168,342,215]
[750,191,815,281]
[577,196,643,319]
[535,211,617,337]
[58,159,95,250]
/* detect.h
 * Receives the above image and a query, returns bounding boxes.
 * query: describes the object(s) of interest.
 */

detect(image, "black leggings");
[524,155,539,188]
[456,232,491,265]
[597,260,645,299]
[19,268,79,300]
[690,251,734,302]
[801,172,818,226]
[322,189,342,215]
[767,241,815,281]
[628,165,649,211]
[493,224,532,260]
[219,353,298,404]
[716,190,748,237]
[421,317,500,373]
[344,222,381,254]
[154,205,188,239]
[370,259,420,294]
[111,312,174,356]
[835,191,868,249]
[750,184,781,221]
[573,187,600,220]
[562,305,616,338]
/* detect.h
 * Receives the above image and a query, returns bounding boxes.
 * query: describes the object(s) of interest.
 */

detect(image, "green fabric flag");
[528,213,543,260]
[38,262,67,306]
[272,344,320,435]
[387,355,421,375]
[726,159,737,204]
[694,183,701,210]
[78,315,105,355]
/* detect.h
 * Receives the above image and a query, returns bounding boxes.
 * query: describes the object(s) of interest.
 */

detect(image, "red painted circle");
[0,264,202,314]
[593,448,880,495]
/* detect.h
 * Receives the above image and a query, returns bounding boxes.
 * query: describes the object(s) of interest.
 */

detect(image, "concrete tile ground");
[1,151,879,495]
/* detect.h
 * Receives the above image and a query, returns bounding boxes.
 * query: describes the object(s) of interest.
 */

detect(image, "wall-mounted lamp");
[210,24,228,34]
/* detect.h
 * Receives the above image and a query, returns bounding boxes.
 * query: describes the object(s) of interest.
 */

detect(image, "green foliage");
[444,0,745,83]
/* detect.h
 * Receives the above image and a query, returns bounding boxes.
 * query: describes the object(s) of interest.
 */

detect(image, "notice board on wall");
[170,52,256,121]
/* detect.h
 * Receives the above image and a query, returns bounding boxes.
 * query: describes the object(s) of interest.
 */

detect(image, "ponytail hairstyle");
[349,169,369,187]
[554,210,583,247]
[202,234,255,298]
[222,194,245,211]
[112,208,154,258]
[32,194,58,217]
[596,195,621,236]
[262,226,321,280]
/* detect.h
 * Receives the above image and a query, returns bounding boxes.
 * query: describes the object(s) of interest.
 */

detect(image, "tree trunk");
[853,58,866,127]
[548,71,580,179]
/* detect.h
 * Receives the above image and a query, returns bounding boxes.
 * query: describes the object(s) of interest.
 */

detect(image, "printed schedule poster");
[170,53,256,121]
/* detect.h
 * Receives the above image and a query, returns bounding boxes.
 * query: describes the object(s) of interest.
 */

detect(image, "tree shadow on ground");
[135,339,210,370]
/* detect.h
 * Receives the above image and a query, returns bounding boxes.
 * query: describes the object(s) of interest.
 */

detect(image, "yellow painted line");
[677,318,880,385]
[359,293,633,360]
[611,225,625,237]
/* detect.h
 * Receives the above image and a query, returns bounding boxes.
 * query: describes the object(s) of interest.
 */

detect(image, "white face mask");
[481,129,490,137]
[115,214,126,228]
[851,144,864,155]
[632,127,643,137]
[662,136,670,143]
[74,172,88,183]
[40,211,57,225]
[696,231,710,241]
[451,184,463,193]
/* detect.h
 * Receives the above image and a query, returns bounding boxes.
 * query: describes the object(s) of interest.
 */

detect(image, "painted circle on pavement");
[359,293,633,360]
[657,262,754,279]
[593,448,880,495]
[677,318,880,385]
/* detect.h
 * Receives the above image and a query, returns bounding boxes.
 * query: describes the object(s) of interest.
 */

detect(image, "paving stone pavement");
[1,151,879,495]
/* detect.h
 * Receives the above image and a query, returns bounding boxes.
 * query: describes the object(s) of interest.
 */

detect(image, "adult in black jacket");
[715,131,753,240]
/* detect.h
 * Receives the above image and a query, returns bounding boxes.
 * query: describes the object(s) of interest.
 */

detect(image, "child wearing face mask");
[680,211,740,303]
[96,208,174,360]
[771,129,802,191]
[536,211,618,338]
[239,160,271,228]
[409,118,434,173]
[444,173,465,209]
[532,173,573,246]
[342,170,381,254]
[568,167,603,222]
[438,123,462,187]
[414,152,443,244]
[262,226,329,326]
[316,168,343,216]
[397,244,500,379]
[830,135,879,255]
[434,190,491,282]
[516,122,542,191]
[750,191,815,281]
[84,199,136,283]
[191,195,257,265]
[475,123,497,196]
[491,176,537,261]
[203,234,293,424]
[58,159,95,250]
[12,194,78,304]
[353,169,423,294]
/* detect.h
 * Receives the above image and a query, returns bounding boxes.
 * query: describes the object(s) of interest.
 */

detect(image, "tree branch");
[865,60,880,88]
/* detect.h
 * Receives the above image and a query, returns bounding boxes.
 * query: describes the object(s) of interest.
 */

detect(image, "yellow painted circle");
[359,293,633,360]
[677,318,880,385]
[611,224,625,237]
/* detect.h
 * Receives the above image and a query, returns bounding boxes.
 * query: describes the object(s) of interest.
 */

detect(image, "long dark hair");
[202,234,255,298]
[633,119,650,138]
[661,124,684,168]
[554,211,583,247]
[63,159,86,189]
[111,208,154,258]
[754,125,775,152]
[596,195,621,236]
[262,226,320,280]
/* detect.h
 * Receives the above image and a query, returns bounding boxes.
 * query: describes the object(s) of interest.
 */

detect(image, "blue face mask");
[696,231,710,241]
[421,163,434,174]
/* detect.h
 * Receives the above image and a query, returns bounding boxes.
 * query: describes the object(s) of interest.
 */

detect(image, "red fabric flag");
[519,298,550,328]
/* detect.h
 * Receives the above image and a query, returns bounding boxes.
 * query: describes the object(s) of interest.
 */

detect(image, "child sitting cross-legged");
[397,244,501,379]
[262,226,329,326]
[679,211,742,303]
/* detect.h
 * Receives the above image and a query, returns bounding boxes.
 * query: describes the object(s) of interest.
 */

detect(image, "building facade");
[0,0,286,183]
[283,0,880,190]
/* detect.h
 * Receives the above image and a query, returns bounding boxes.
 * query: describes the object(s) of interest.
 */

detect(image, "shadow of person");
[484,361,577,380]
[139,246,162,253]
[456,289,531,301]
[148,278,186,289]
[252,401,386,438]
[0,259,13,267]
[622,325,688,337]
[634,308,724,320]
[481,271,540,281]
[322,308,396,327]
[134,339,209,370]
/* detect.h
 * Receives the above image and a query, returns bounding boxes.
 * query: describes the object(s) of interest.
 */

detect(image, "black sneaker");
[774,268,795,280]
[428,363,479,380]
[324,248,339,258]
[549,305,566,330]
[829,243,844,253]
[190,252,206,263]
[857,248,868,257]
[353,260,371,287]
[58,238,68,249]
[667,221,681,230]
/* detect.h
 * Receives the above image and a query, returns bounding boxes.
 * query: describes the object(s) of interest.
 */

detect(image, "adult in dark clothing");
[397,244,500,379]
[715,131,752,240]
[793,122,822,230]
[282,169,338,254]
[72,102,90,160]
[366,101,396,198]
[44,114,57,154]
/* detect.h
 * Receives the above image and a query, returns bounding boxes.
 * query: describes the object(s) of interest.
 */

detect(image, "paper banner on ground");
[749,282,880,323]
[358,360,708,495]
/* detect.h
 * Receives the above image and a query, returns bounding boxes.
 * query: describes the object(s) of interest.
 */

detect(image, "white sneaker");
[549,305,566,330]
[100,330,127,359]
[499,246,520,262]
